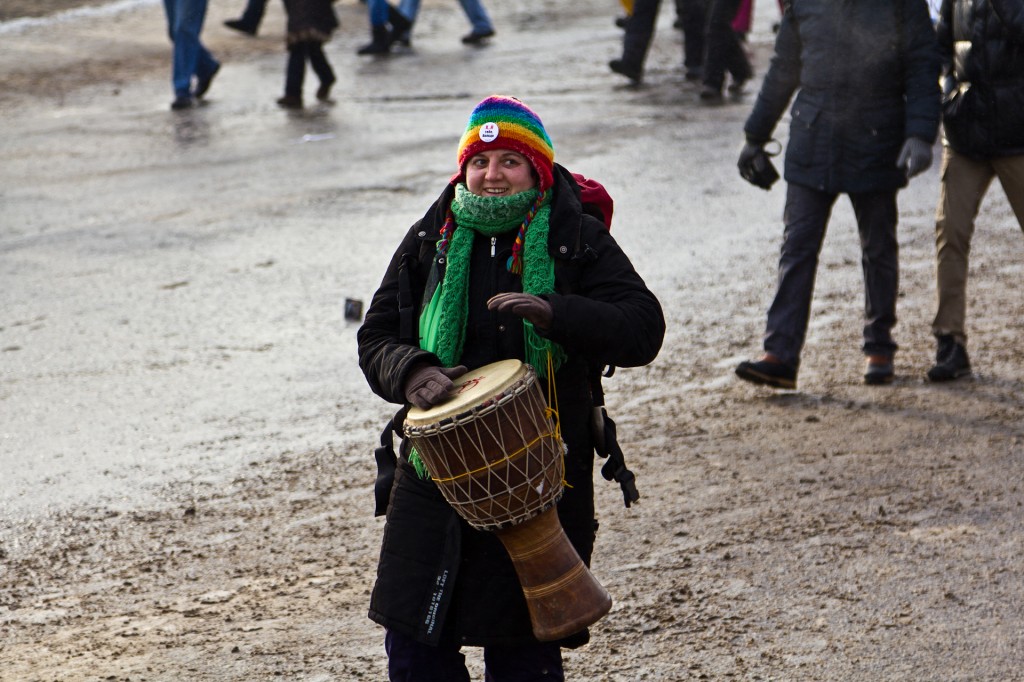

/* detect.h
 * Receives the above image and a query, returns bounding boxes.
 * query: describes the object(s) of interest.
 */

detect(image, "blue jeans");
[162,0,218,97]
[398,0,494,33]
[368,0,391,27]
[764,184,899,367]
[385,629,564,681]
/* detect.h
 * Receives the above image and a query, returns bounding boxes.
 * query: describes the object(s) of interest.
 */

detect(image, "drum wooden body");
[404,360,612,641]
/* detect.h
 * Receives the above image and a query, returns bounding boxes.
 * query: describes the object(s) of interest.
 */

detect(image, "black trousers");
[384,629,564,682]
[619,0,661,70]
[284,40,334,98]
[701,0,751,90]
[764,183,900,367]
[678,0,707,72]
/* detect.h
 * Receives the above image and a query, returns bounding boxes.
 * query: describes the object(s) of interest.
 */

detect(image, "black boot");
[927,335,971,381]
[358,25,392,55]
[387,4,412,37]
[609,59,642,84]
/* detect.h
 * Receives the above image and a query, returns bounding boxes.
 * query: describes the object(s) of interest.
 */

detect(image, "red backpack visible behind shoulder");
[571,173,614,231]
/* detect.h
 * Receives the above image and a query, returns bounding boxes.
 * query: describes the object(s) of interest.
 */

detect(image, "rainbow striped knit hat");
[456,95,555,191]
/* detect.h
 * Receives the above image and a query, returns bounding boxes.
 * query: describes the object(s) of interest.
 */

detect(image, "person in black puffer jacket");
[733,0,941,390]
[926,0,1024,381]
[357,95,664,681]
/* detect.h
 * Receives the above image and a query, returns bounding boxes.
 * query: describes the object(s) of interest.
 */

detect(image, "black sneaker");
[927,335,971,382]
[461,29,495,45]
[699,84,724,104]
[735,358,797,390]
[224,19,257,36]
[195,63,219,99]
[276,95,303,110]
[609,59,642,84]
[170,95,194,110]
[864,355,895,385]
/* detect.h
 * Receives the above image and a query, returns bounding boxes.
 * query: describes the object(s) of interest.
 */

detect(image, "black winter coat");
[283,0,338,44]
[745,0,941,195]
[937,0,1024,158]
[357,165,665,647]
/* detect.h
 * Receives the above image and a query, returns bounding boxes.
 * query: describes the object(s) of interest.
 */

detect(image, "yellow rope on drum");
[430,431,560,483]
[543,351,571,490]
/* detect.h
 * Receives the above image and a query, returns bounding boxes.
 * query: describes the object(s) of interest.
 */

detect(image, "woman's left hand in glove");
[487,293,553,332]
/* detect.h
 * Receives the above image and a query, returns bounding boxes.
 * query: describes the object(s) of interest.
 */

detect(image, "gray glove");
[403,364,468,410]
[487,293,553,331]
[897,137,932,178]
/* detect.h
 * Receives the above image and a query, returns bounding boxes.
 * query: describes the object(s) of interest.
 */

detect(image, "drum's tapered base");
[496,507,613,642]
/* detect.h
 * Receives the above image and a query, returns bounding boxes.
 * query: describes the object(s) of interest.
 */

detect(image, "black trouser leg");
[850,190,900,358]
[702,0,749,90]
[679,0,707,71]
[284,43,306,98]
[306,41,335,87]
[620,0,663,69]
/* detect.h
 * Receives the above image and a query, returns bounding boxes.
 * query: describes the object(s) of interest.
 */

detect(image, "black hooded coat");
[357,164,665,647]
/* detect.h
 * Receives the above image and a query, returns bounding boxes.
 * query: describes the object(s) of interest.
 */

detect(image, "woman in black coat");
[277,0,339,108]
[357,95,664,680]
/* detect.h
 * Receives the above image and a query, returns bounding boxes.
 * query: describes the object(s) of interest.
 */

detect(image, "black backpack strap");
[373,405,410,517]
[589,368,639,508]
[373,418,397,517]
[594,406,640,508]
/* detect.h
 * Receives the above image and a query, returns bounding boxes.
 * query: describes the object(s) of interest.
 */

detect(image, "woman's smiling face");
[464,149,537,197]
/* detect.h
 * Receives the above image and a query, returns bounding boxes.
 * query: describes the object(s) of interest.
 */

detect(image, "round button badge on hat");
[479,122,499,143]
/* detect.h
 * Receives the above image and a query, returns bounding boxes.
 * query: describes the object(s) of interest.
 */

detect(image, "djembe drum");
[403,359,612,642]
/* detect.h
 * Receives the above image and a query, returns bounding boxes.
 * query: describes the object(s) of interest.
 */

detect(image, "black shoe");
[461,29,495,45]
[609,59,642,84]
[194,63,219,99]
[699,85,723,103]
[684,67,703,82]
[170,95,194,110]
[224,19,257,36]
[735,358,798,390]
[316,78,335,102]
[927,335,971,382]
[391,29,412,48]
[727,76,749,95]
[615,15,629,28]
[276,94,303,109]
[358,25,393,54]
[864,355,895,385]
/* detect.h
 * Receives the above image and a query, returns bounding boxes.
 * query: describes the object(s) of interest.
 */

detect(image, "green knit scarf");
[420,183,566,378]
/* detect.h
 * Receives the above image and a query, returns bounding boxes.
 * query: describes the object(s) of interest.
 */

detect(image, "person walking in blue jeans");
[162,0,220,110]
[394,0,495,46]
[357,0,413,54]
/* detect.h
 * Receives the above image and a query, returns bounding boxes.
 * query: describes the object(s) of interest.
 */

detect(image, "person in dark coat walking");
[276,0,338,109]
[926,0,1024,381]
[699,0,753,102]
[357,95,664,680]
[610,0,708,84]
[733,0,941,390]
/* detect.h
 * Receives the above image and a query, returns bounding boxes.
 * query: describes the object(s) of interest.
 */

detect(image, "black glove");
[897,137,932,179]
[403,364,468,410]
[487,293,553,332]
[737,141,780,190]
